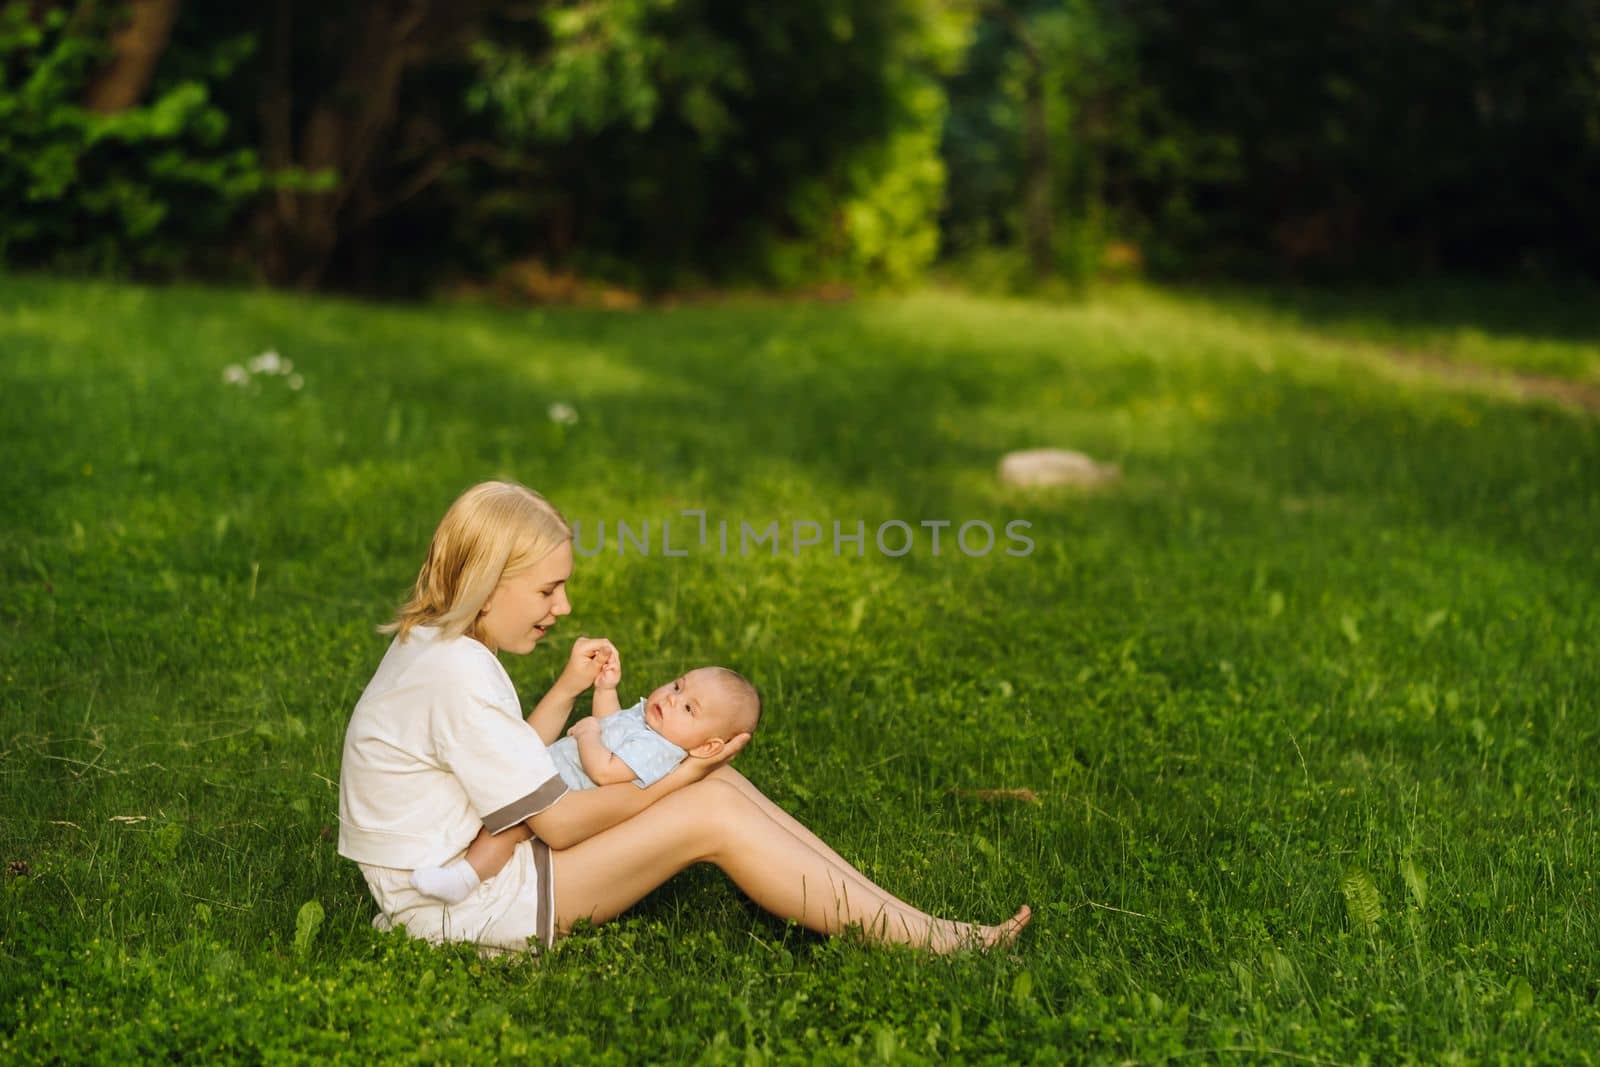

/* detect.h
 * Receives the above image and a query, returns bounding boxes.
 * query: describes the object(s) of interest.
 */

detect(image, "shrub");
[0,3,285,276]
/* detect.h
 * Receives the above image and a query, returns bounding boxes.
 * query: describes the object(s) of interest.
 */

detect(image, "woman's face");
[476,540,574,654]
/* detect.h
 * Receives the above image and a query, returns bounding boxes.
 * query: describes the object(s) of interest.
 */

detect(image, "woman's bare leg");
[550,778,1028,952]
[708,765,923,915]
[552,780,941,944]
[705,768,1029,946]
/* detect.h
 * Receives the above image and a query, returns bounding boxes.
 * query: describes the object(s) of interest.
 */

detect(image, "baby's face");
[643,667,740,751]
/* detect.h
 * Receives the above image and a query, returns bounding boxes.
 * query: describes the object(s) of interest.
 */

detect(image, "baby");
[410,652,761,904]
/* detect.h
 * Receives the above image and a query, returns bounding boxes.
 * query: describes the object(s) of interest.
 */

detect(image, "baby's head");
[643,666,761,758]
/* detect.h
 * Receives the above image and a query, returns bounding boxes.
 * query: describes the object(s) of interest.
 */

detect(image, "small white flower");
[547,402,579,426]
[287,374,304,391]
[248,350,283,375]
[222,364,249,386]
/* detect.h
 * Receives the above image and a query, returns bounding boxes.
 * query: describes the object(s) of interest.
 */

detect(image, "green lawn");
[2,273,1598,1063]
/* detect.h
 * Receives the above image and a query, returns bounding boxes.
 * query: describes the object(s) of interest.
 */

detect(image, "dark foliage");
[1119,0,1600,278]
[2,1,1597,289]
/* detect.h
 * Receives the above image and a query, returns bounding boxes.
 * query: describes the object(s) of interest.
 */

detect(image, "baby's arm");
[570,717,637,785]
[591,648,623,718]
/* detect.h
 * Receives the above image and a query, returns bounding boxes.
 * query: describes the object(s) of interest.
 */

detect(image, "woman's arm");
[527,682,583,747]
[524,733,749,849]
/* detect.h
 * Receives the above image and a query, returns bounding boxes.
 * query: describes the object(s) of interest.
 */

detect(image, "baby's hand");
[557,637,617,697]
[594,650,622,691]
[567,716,602,740]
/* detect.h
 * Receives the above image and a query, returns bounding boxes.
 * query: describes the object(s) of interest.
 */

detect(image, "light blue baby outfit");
[548,700,687,789]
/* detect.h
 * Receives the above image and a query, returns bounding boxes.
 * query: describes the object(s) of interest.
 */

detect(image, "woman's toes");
[985,905,1032,949]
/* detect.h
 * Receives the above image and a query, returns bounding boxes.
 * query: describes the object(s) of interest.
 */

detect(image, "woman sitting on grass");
[337,481,1031,953]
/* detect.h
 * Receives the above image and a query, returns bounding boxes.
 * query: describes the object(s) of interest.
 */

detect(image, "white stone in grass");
[998,448,1120,489]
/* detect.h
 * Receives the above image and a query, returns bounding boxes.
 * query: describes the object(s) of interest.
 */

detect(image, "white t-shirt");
[337,625,568,869]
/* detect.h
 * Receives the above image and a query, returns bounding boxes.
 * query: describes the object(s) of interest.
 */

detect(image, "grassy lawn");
[2,273,1597,1062]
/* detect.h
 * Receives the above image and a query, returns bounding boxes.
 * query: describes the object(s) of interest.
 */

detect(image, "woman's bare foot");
[928,905,1032,954]
[981,904,1032,950]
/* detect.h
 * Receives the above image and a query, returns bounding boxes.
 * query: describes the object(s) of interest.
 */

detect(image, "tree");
[253,0,499,287]
[988,4,1051,277]
[942,0,1134,281]
[82,0,182,112]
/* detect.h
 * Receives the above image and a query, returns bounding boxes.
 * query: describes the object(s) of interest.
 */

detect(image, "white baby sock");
[409,859,481,905]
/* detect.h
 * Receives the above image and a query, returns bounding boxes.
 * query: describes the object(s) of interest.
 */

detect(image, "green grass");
[2,273,1598,1063]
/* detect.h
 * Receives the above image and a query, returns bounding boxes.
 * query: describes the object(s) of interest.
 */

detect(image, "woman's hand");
[555,637,618,698]
[523,732,751,850]
[665,732,751,786]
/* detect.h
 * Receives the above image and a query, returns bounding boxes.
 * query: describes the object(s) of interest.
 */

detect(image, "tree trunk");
[83,0,182,113]
[267,0,426,287]
[254,0,497,289]
[1020,51,1053,279]
[257,0,296,283]
[991,4,1053,279]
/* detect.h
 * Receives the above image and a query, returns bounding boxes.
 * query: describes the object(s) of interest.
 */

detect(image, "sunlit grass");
[2,273,1598,1061]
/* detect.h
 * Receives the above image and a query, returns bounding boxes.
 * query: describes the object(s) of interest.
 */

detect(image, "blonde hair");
[383,481,571,642]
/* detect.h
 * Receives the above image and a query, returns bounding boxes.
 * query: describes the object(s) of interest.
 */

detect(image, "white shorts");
[359,837,556,952]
